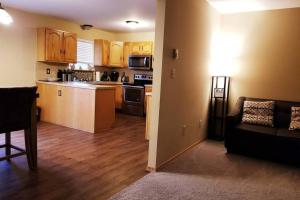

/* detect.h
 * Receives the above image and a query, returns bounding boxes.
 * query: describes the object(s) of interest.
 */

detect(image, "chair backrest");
[0,87,37,133]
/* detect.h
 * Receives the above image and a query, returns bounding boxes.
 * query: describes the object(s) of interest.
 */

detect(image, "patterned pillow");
[242,101,274,127]
[289,107,300,131]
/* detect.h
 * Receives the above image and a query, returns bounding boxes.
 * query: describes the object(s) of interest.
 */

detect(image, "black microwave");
[128,55,152,71]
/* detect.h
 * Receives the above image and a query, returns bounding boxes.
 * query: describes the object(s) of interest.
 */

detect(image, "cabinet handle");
[58,90,62,96]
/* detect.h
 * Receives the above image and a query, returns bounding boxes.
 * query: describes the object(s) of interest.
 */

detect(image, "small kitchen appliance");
[128,55,152,71]
[110,71,119,82]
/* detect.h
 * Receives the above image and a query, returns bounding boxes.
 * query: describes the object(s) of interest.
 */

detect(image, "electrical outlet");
[46,68,51,74]
[182,125,187,136]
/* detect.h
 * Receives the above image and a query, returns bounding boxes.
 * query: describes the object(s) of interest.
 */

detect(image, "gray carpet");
[109,141,300,200]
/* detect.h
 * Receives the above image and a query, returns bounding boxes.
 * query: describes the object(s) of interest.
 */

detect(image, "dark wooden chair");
[0,87,38,170]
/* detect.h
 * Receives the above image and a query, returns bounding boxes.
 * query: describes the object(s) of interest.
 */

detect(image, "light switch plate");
[171,68,176,79]
[46,68,51,74]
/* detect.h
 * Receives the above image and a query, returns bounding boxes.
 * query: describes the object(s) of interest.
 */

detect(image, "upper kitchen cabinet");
[109,41,124,67]
[37,28,77,63]
[63,32,77,63]
[130,41,153,55]
[123,42,132,67]
[140,41,153,55]
[94,39,110,66]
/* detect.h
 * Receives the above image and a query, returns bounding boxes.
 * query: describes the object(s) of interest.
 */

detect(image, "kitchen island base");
[37,82,115,133]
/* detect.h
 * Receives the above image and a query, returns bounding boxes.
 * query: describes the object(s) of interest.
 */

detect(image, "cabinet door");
[72,88,95,133]
[109,41,124,67]
[123,42,132,67]
[63,32,77,63]
[103,40,110,66]
[144,86,152,114]
[45,28,64,62]
[38,84,59,124]
[94,39,110,66]
[115,85,123,109]
[131,42,141,55]
[141,42,153,55]
[56,86,74,127]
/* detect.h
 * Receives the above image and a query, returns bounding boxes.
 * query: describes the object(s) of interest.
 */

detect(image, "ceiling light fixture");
[80,24,93,31]
[125,20,139,29]
[0,3,13,25]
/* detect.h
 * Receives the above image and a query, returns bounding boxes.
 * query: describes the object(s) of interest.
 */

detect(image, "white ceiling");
[1,0,300,32]
[208,0,300,14]
[1,0,156,33]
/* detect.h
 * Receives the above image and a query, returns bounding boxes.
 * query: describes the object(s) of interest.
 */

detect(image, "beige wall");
[148,0,166,169]
[221,8,300,108]
[115,32,155,42]
[149,0,220,168]
[0,7,155,86]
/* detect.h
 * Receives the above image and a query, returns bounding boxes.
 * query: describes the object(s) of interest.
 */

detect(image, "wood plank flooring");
[0,113,149,200]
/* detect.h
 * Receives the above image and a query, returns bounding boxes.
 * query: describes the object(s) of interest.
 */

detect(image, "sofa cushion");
[235,123,277,136]
[289,107,300,130]
[242,100,275,127]
[277,128,300,139]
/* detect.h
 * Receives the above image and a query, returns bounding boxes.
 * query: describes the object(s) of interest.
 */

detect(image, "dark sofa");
[225,97,300,165]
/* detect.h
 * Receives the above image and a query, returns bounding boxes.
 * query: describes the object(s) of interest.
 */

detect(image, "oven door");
[128,55,152,70]
[122,85,145,105]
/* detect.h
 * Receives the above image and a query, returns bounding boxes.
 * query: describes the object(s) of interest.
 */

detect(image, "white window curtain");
[75,39,94,70]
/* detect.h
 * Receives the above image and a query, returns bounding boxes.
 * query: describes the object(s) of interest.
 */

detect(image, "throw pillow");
[289,107,300,131]
[242,100,274,127]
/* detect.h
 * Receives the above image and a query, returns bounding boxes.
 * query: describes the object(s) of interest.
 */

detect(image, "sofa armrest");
[225,97,245,148]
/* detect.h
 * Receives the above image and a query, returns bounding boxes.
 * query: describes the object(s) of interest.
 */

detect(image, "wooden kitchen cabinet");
[114,85,123,109]
[94,39,110,66]
[109,41,124,67]
[140,42,153,55]
[145,93,152,140]
[37,83,59,123]
[63,32,77,63]
[123,42,132,67]
[130,41,153,55]
[37,28,77,63]
[37,83,115,133]
[144,85,152,114]
[38,84,95,131]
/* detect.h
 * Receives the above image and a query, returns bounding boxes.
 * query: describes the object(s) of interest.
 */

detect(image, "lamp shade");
[0,3,13,25]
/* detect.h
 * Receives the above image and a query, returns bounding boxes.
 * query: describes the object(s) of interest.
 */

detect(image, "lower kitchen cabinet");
[144,85,152,114]
[107,84,123,110]
[37,83,115,133]
[145,93,152,140]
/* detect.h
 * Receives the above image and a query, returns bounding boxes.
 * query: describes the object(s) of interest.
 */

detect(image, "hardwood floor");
[0,113,149,200]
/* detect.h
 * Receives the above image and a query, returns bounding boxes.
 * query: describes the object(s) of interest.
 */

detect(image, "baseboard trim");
[146,139,203,171]
[145,166,156,172]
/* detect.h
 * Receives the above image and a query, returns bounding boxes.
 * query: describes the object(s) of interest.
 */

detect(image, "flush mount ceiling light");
[80,24,93,30]
[0,3,13,25]
[125,20,139,29]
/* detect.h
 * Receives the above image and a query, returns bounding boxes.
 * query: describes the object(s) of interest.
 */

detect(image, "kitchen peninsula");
[37,81,116,133]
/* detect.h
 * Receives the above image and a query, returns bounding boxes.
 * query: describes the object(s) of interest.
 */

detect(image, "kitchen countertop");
[145,92,152,96]
[91,81,123,85]
[36,81,116,90]
[144,84,153,87]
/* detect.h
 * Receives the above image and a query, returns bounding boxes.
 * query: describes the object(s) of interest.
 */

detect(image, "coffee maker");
[110,71,119,82]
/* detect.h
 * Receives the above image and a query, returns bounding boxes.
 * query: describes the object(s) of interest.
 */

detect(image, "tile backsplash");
[36,62,153,83]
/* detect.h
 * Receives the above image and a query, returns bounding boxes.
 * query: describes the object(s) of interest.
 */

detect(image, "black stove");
[122,74,153,116]
[122,74,153,87]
